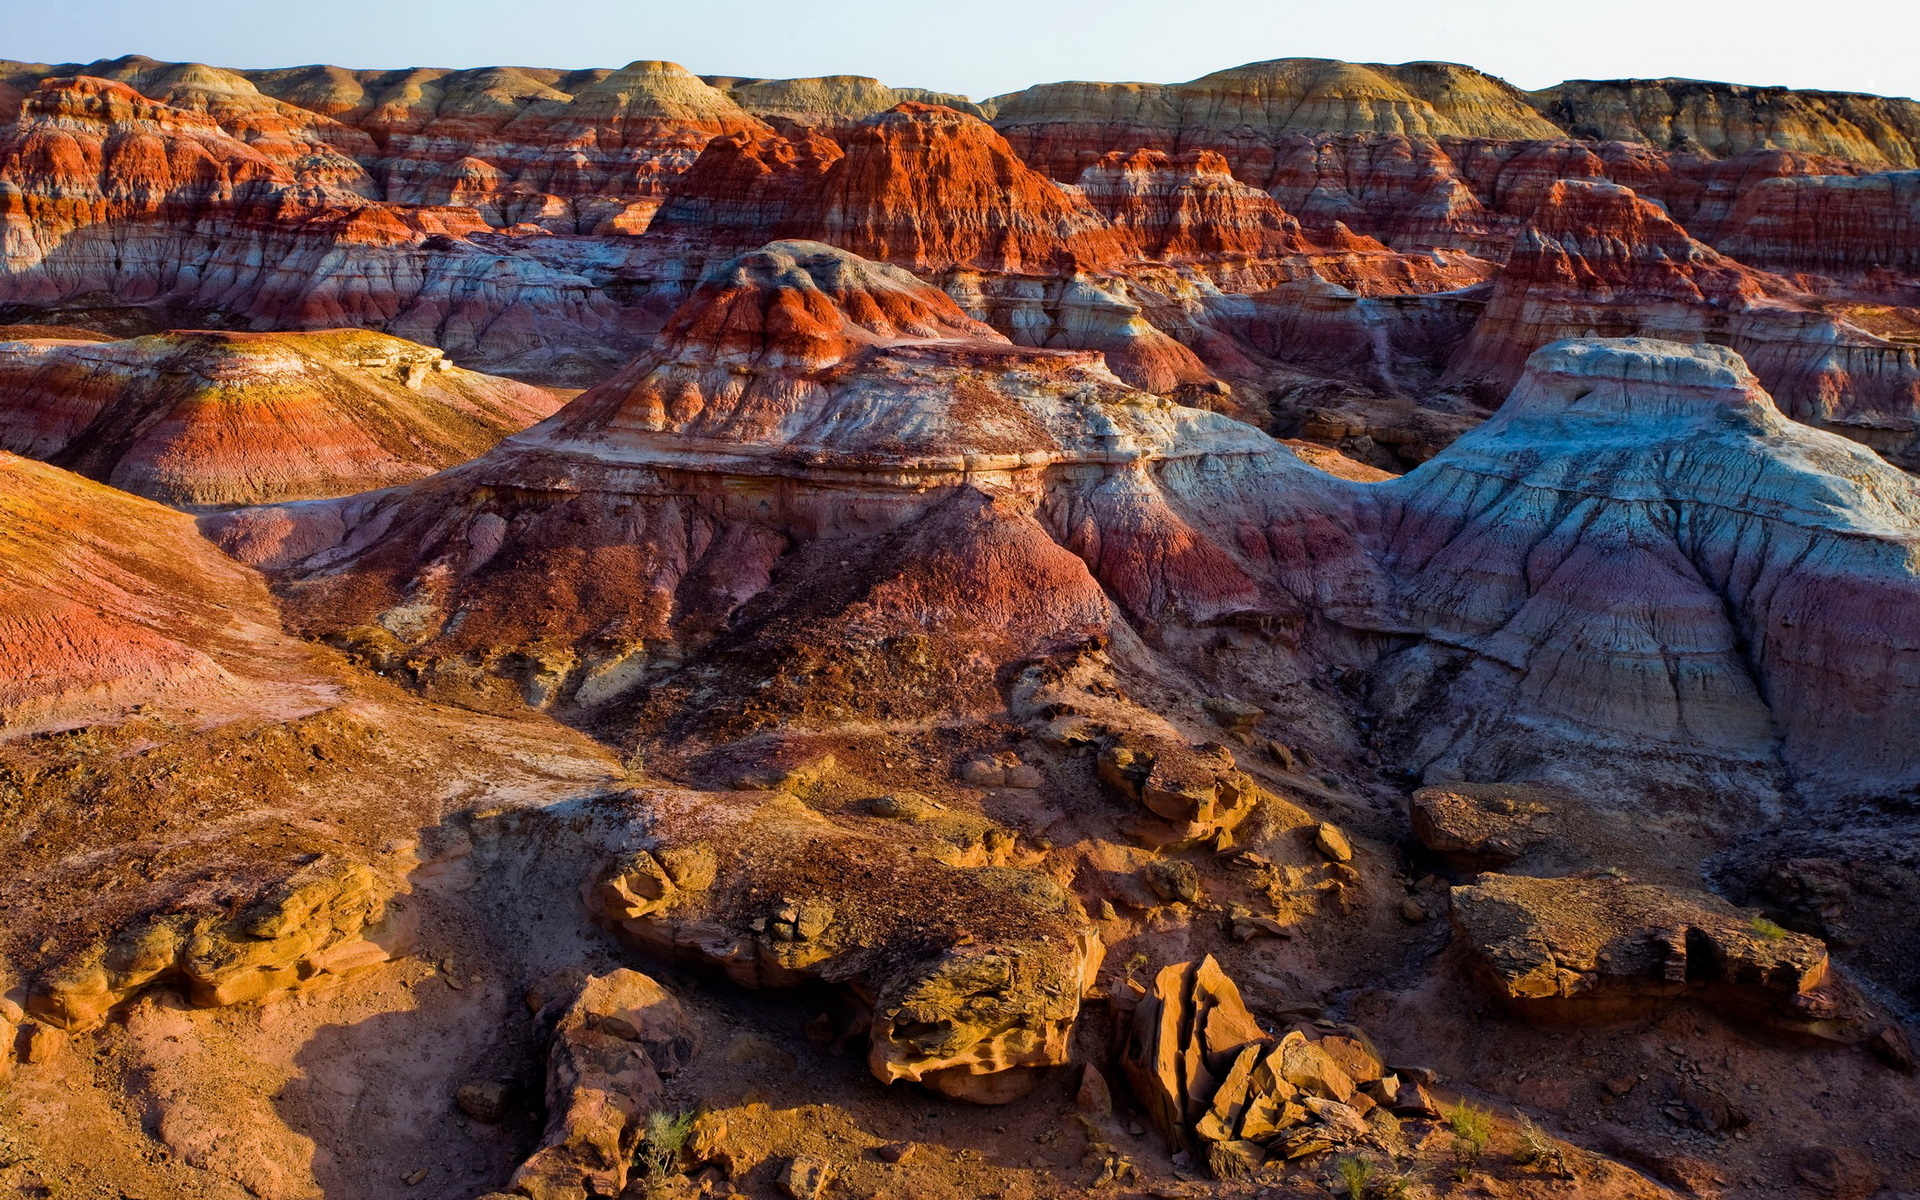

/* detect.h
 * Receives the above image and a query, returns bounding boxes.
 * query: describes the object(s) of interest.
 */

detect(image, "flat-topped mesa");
[704,73,988,137]
[1369,338,1920,798]
[1527,77,1920,169]
[990,57,1566,184]
[0,328,563,506]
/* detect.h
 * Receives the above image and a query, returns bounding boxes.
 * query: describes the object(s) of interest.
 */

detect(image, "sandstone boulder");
[511,969,698,1200]
[1096,733,1262,846]
[1120,955,1386,1174]
[1409,783,1553,869]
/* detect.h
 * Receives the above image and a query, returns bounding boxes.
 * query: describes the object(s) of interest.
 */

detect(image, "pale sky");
[4,0,1916,102]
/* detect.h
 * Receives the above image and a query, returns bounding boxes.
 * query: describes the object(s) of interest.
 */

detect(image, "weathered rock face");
[1409,783,1554,870]
[0,328,561,505]
[1119,956,1407,1176]
[1451,873,1833,1024]
[703,73,987,137]
[1528,78,1920,168]
[584,788,1100,1103]
[798,103,1134,276]
[206,241,1337,723]
[1368,339,1920,799]
[1443,179,1920,465]
[512,969,699,1200]
[27,854,410,1030]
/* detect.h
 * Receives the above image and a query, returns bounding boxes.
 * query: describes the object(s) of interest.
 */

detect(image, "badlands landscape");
[0,47,1918,1200]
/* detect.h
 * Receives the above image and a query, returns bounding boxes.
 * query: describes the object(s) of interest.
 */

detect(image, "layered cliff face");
[0,75,648,381]
[1715,169,1920,276]
[1530,78,1920,168]
[703,73,988,136]
[0,328,562,505]
[12,43,1920,1200]
[1443,179,1920,465]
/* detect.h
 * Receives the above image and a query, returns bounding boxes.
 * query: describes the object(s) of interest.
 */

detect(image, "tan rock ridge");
[0,327,562,505]
[511,968,699,1200]
[1529,77,1920,169]
[26,853,410,1031]
[989,58,1566,183]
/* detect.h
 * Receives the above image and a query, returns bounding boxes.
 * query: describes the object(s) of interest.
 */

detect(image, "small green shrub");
[1749,915,1790,942]
[1447,1101,1493,1179]
[1335,1154,1374,1200]
[636,1108,696,1177]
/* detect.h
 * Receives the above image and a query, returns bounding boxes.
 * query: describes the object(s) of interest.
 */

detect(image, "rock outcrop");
[1451,873,1833,1023]
[1409,783,1554,870]
[0,328,561,505]
[1443,179,1920,465]
[1119,956,1408,1176]
[704,73,987,137]
[26,854,410,1030]
[512,969,699,1200]
[0,74,645,382]
[584,787,1101,1102]
[990,58,1565,183]
[1715,169,1920,276]
[205,240,1333,722]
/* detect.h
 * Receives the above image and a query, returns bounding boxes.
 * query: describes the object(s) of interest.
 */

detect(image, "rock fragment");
[510,969,698,1200]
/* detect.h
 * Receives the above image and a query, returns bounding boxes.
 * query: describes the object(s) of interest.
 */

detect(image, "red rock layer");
[0,451,340,734]
[206,242,1330,725]
[1074,149,1324,261]
[1715,170,1920,276]
[799,103,1133,275]
[0,328,562,505]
